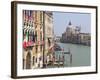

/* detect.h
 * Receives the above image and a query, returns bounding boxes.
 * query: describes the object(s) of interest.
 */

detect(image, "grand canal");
[54,42,91,67]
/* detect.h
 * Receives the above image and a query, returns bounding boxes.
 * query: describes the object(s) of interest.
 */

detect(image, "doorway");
[26,51,31,69]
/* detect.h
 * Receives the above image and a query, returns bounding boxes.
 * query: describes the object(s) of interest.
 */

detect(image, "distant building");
[61,21,91,46]
[79,33,91,46]
[54,36,61,42]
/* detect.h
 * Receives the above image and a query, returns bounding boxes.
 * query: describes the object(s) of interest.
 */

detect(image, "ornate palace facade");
[23,10,54,69]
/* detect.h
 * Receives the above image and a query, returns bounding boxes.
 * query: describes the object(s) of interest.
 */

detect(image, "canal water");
[55,42,91,67]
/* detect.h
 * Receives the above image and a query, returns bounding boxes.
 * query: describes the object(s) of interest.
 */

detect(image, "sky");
[53,12,91,36]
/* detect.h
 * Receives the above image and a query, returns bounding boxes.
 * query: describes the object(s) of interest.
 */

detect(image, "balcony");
[23,40,44,49]
[23,41,34,49]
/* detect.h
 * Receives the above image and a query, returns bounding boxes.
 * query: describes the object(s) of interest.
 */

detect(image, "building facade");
[44,12,54,65]
[23,10,54,69]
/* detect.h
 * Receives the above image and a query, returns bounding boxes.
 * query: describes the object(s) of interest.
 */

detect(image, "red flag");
[23,41,27,49]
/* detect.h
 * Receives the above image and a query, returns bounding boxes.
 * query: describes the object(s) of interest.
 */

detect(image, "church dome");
[66,21,76,32]
[68,21,72,25]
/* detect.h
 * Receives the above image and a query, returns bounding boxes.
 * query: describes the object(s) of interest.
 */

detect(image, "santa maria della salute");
[61,21,91,46]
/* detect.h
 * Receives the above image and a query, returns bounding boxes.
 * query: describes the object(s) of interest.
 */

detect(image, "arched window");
[35,31,37,42]
[32,30,35,42]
